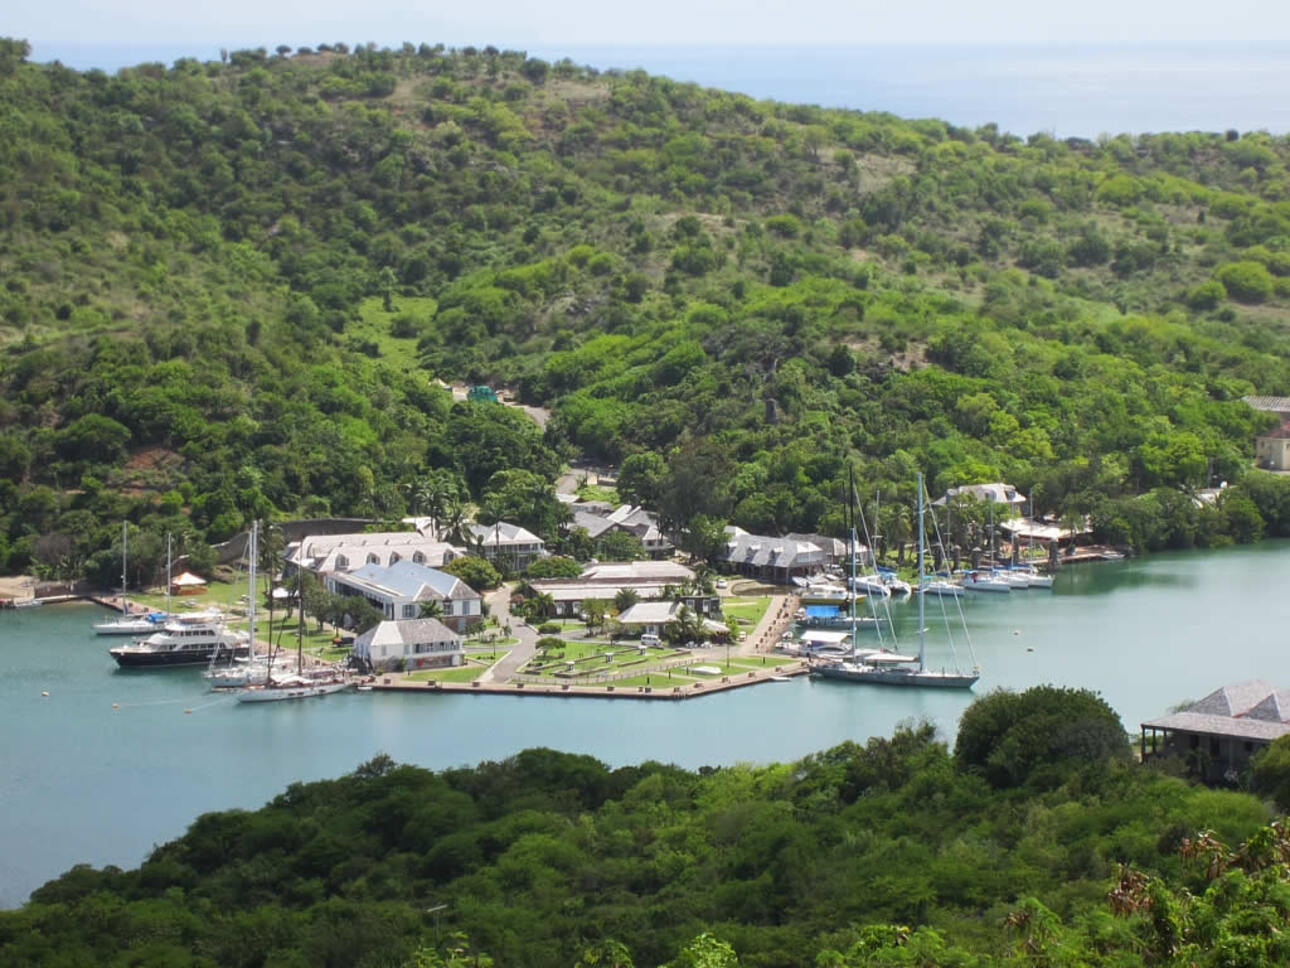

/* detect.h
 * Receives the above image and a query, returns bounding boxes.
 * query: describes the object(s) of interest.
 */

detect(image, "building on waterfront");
[327,560,482,633]
[529,560,717,618]
[1140,679,1290,784]
[463,521,547,570]
[718,527,828,584]
[285,531,459,577]
[353,618,464,672]
[1255,422,1290,471]
[785,533,848,564]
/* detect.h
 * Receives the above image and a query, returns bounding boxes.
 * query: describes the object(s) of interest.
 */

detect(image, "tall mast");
[121,522,129,615]
[248,522,259,675]
[848,465,857,658]
[164,533,172,615]
[916,472,926,673]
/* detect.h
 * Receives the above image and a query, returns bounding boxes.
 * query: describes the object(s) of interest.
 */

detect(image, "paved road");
[476,584,538,684]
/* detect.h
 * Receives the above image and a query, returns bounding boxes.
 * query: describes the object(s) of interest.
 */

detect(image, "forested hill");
[4,37,1290,576]
[5,688,1290,965]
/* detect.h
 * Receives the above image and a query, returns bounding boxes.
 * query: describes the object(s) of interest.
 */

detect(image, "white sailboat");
[94,524,169,635]
[237,521,352,703]
[813,472,980,689]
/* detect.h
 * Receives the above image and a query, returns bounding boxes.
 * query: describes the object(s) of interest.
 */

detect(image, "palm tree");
[614,587,639,614]
[419,599,444,619]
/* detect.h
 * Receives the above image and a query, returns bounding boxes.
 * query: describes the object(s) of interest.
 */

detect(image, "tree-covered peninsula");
[4,37,1290,573]
[6,687,1290,966]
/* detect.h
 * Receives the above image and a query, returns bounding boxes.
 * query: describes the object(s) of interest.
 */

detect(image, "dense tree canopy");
[2,39,1290,577]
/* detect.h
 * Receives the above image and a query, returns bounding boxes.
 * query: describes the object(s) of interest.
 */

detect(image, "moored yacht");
[109,616,248,668]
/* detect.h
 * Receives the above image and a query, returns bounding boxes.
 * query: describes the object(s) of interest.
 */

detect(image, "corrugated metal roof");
[1142,710,1290,742]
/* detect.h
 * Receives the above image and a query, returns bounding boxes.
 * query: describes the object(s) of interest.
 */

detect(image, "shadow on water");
[1053,561,1192,596]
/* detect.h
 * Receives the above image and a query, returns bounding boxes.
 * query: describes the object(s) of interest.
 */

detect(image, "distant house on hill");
[1256,422,1290,471]
[933,483,1027,512]
[464,521,546,569]
[1141,679,1290,784]
[570,503,673,557]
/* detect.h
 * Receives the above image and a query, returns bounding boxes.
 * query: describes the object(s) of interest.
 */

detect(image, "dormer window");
[335,555,349,569]
[413,552,425,564]
[367,553,380,565]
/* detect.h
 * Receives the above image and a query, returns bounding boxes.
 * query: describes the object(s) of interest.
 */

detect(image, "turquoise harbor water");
[4,541,1290,906]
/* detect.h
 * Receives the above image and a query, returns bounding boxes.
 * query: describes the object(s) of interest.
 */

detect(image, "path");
[448,383,550,429]
[475,585,538,684]
[732,593,795,657]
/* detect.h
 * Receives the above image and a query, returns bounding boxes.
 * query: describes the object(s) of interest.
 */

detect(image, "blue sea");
[27,41,1290,138]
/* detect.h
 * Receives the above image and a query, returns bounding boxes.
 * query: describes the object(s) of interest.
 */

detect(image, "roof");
[342,560,477,602]
[617,601,684,625]
[997,516,1089,541]
[355,618,461,650]
[288,531,458,572]
[171,572,207,586]
[720,531,826,570]
[581,561,693,582]
[1244,395,1290,413]
[933,483,1027,507]
[1142,680,1290,743]
[786,533,849,558]
[465,521,544,547]
[1258,422,1290,441]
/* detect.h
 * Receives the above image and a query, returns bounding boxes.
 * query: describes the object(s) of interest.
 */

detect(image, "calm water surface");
[3,541,1290,906]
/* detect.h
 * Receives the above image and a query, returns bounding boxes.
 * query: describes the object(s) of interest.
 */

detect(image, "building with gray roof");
[464,521,547,569]
[1141,679,1290,783]
[718,528,827,583]
[327,560,482,633]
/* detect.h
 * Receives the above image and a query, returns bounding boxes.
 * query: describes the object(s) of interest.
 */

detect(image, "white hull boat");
[960,572,1011,593]
[237,679,353,703]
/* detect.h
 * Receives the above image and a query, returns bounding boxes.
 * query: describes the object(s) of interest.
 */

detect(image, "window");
[390,553,401,564]
[335,555,348,569]
[412,552,425,564]
[367,553,379,565]
[402,604,418,619]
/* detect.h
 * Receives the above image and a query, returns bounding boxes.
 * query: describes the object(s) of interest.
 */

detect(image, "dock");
[370,661,809,700]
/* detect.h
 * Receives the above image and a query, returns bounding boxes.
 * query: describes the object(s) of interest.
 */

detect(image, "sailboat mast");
[164,533,172,615]
[248,522,258,671]
[848,466,857,657]
[916,472,926,672]
[121,522,128,615]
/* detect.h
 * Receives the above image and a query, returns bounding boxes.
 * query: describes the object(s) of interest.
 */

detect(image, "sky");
[12,0,1289,63]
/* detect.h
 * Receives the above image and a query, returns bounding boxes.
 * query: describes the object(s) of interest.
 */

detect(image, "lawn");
[721,596,771,628]
[405,665,488,683]
[574,482,618,503]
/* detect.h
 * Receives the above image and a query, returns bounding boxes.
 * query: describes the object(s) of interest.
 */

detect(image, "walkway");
[733,593,795,657]
[475,584,538,684]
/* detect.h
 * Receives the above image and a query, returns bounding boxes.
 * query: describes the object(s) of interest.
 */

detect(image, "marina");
[4,541,1290,907]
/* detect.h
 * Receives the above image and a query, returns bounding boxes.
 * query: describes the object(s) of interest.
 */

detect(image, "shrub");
[537,622,561,634]
[1215,261,1274,303]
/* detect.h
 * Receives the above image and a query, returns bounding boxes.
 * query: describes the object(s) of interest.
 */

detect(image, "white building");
[529,561,717,618]
[464,521,547,569]
[933,483,1027,511]
[328,560,482,634]
[286,531,459,576]
[353,618,463,672]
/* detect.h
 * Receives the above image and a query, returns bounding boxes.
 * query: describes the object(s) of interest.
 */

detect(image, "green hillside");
[6,690,1290,966]
[3,38,1290,578]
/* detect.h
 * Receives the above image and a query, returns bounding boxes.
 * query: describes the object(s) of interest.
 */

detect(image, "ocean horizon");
[22,41,1290,139]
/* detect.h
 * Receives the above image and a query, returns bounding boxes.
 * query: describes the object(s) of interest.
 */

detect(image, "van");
[640,633,661,648]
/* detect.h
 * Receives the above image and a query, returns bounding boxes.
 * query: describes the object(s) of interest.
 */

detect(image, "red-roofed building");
[1256,421,1290,471]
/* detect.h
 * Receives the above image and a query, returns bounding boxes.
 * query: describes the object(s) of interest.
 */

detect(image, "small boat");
[848,574,890,599]
[769,675,793,682]
[882,576,913,596]
[989,569,1033,590]
[960,571,1011,593]
[920,579,965,598]
[799,583,853,605]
